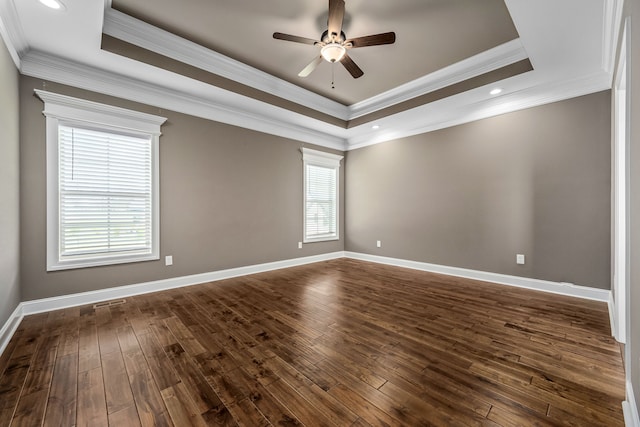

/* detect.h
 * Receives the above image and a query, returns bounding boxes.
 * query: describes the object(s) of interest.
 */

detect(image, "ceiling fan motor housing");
[321,30,346,44]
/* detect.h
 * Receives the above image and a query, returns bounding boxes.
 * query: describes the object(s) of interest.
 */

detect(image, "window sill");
[303,236,340,244]
[47,253,159,272]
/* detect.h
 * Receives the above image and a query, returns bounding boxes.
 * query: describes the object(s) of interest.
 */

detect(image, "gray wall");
[0,37,20,326]
[346,91,611,289]
[20,77,344,301]
[624,0,640,413]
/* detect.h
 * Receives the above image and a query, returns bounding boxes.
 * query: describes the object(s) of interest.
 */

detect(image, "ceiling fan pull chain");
[331,63,335,89]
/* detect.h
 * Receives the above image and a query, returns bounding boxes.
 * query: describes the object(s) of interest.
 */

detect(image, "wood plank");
[230,366,303,426]
[226,398,269,427]
[128,369,173,427]
[43,353,77,427]
[78,310,101,373]
[379,379,486,426]
[10,333,60,426]
[486,404,557,427]
[0,328,23,378]
[161,383,208,427]
[18,332,59,396]
[101,350,135,414]
[77,367,108,427]
[0,259,626,426]
[161,341,234,424]
[0,356,37,425]
[56,307,81,357]
[328,383,405,427]
[265,378,335,427]
[108,404,141,427]
[136,332,181,390]
[9,389,50,427]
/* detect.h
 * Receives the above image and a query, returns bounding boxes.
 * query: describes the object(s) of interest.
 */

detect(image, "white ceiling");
[0,0,622,150]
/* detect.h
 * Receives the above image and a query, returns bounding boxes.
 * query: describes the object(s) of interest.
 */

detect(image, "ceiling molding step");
[19,48,612,154]
[601,0,624,79]
[0,0,28,67]
[21,51,348,151]
[103,8,350,121]
[346,71,611,150]
[347,38,529,120]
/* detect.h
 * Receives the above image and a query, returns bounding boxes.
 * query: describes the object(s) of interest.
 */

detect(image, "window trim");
[36,90,167,271]
[301,147,343,243]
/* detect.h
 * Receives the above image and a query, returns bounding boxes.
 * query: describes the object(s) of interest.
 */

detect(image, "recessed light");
[490,88,503,96]
[372,125,380,130]
[38,0,65,10]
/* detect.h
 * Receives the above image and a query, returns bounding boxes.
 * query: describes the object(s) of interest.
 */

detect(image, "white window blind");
[302,148,343,243]
[58,125,153,260]
[305,164,337,240]
[38,89,166,271]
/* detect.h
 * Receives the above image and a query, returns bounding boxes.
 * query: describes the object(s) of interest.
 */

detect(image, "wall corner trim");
[608,292,617,339]
[623,380,640,427]
[344,252,611,302]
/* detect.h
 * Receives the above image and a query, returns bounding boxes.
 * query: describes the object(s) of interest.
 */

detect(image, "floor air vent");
[93,299,126,309]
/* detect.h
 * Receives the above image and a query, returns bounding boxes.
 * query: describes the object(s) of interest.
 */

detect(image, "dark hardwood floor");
[0,258,625,426]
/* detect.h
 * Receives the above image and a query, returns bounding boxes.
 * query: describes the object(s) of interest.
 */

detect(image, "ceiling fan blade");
[327,0,345,39]
[340,53,364,79]
[298,56,323,77]
[273,32,318,45]
[346,32,396,48]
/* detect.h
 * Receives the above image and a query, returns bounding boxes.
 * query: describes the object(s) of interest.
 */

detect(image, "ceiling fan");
[273,0,396,79]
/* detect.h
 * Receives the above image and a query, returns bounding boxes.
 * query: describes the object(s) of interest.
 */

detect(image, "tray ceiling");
[111,0,520,105]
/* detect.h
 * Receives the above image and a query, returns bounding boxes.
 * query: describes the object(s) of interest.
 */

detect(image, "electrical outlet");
[165,255,173,266]
[298,242,302,249]
[516,254,525,265]
[377,240,382,248]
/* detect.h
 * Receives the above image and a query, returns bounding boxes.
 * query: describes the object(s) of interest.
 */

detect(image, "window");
[37,90,167,271]
[302,148,343,242]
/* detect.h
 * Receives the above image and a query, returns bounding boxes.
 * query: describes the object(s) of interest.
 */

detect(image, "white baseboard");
[608,292,618,339]
[624,380,640,427]
[0,252,337,357]
[344,252,611,302]
[0,304,24,357]
[1,250,615,359]
[20,251,345,316]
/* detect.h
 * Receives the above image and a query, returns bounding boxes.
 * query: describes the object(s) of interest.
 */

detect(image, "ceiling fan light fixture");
[321,43,346,63]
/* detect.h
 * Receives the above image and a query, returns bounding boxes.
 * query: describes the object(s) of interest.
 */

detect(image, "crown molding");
[347,38,528,120]
[21,51,347,151]
[602,0,624,81]
[345,71,611,150]
[0,0,27,67]
[102,8,350,121]
[20,49,612,154]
